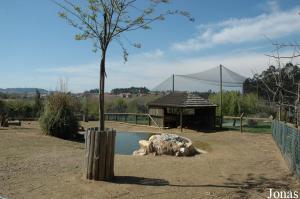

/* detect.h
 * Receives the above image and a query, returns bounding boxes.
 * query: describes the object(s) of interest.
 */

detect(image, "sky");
[1,0,300,92]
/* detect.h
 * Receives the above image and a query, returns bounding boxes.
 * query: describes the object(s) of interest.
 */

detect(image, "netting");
[152,66,247,92]
[272,120,300,179]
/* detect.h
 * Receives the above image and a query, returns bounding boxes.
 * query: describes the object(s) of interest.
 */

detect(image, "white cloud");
[36,63,98,74]
[172,7,300,51]
[267,0,280,13]
[140,49,164,59]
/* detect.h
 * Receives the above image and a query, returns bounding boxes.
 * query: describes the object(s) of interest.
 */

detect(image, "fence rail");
[272,120,300,179]
[222,115,271,133]
[104,113,161,129]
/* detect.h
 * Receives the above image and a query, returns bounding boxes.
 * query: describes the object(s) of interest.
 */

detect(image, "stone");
[133,133,201,157]
[133,148,147,156]
[138,140,153,153]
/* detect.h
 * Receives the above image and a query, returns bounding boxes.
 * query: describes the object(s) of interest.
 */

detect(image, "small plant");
[39,92,79,139]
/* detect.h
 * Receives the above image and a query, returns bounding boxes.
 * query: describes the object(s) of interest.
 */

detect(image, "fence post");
[240,113,244,133]
[135,115,138,124]
[148,115,151,126]
[279,106,281,121]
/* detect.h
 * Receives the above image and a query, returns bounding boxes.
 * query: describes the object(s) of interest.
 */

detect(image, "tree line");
[85,87,150,95]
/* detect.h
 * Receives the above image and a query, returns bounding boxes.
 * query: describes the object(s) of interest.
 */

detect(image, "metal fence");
[272,120,300,179]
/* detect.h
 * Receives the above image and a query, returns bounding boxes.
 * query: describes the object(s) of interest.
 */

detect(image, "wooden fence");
[104,113,161,128]
[223,115,271,133]
[84,128,116,181]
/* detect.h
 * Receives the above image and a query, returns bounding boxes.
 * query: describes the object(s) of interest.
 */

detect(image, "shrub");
[6,100,35,119]
[105,98,127,113]
[39,93,79,139]
[0,100,6,114]
[247,119,258,127]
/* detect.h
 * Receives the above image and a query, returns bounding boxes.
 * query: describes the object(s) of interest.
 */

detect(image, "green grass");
[225,124,271,134]
[223,119,271,134]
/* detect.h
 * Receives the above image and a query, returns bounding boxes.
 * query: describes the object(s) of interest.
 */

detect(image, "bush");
[105,98,127,113]
[247,119,258,126]
[0,100,6,114]
[6,100,35,119]
[39,93,79,139]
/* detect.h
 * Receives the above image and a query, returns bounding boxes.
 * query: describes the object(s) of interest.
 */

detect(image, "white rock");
[139,140,153,153]
[134,133,201,157]
[133,148,147,156]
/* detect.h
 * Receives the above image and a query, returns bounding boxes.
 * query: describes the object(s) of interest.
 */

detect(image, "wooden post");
[220,65,223,129]
[105,131,112,179]
[180,108,183,132]
[84,129,90,173]
[279,106,281,121]
[148,115,151,126]
[240,113,244,133]
[135,115,138,124]
[87,128,95,179]
[109,130,116,177]
[99,131,107,179]
[85,128,116,181]
[93,130,101,180]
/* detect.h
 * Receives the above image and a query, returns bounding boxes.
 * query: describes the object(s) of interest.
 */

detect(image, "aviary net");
[152,66,247,92]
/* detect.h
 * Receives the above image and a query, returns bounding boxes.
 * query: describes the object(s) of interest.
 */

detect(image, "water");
[115,132,153,155]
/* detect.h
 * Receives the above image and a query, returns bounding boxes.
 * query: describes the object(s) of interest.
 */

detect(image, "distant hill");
[0,88,48,94]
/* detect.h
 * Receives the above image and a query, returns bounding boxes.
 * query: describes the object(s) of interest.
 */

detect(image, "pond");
[115,132,154,155]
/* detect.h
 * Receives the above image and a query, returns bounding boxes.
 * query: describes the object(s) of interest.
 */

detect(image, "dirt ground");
[0,121,299,199]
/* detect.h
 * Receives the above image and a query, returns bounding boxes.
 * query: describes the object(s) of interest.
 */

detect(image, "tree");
[34,89,43,117]
[55,0,193,131]
[254,42,300,122]
[0,100,7,127]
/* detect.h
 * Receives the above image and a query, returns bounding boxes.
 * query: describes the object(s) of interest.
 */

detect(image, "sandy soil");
[0,121,299,199]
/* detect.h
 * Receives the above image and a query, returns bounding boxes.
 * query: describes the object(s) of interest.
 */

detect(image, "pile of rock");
[133,133,201,156]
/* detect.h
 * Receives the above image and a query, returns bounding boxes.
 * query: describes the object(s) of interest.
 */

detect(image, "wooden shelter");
[148,92,217,131]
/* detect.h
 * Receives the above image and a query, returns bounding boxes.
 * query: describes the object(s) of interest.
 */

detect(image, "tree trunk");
[99,13,108,131]
[99,55,105,131]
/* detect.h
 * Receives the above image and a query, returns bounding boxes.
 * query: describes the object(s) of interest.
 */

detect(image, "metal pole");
[220,65,223,129]
[172,74,175,92]
[180,108,183,132]
[296,82,300,126]
[257,81,259,101]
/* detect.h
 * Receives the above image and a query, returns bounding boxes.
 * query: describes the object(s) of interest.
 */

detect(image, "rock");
[139,140,153,153]
[133,148,147,156]
[133,133,200,157]
[179,147,190,156]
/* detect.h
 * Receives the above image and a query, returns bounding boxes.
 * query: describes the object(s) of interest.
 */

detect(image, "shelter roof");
[148,92,217,108]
